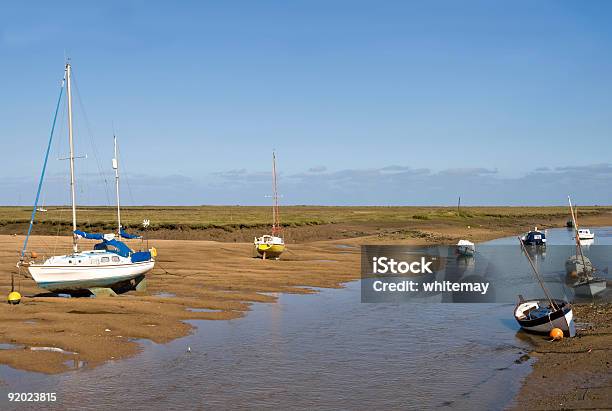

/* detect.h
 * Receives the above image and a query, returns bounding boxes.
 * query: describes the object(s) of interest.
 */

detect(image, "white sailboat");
[19,63,155,293]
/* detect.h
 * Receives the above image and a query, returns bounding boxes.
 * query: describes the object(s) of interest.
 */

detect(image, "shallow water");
[2,227,609,410]
[0,284,530,411]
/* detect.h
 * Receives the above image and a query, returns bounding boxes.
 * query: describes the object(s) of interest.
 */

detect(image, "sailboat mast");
[568,196,582,253]
[568,196,589,274]
[113,135,121,236]
[519,238,558,310]
[66,63,78,253]
[272,151,280,235]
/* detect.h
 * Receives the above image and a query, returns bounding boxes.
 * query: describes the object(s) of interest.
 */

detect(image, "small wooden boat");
[456,239,475,256]
[520,227,546,247]
[515,238,576,336]
[514,296,575,336]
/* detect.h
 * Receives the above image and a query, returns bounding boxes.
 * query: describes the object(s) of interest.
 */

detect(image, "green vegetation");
[0,205,607,234]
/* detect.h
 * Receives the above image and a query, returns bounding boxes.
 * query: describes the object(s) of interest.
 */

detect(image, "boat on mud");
[18,63,156,294]
[514,238,575,336]
[254,151,286,260]
[514,296,575,336]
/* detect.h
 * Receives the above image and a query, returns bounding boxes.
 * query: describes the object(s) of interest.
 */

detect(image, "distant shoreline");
[1,205,610,243]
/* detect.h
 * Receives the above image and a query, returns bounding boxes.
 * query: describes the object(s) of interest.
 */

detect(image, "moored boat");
[515,238,576,336]
[514,297,575,336]
[565,254,593,277]
[565,196,607,297]
[577,228,595,240]
[456,239,475,256]
[520,227,546,247]
[571,277,607,298]
[254,151,285,260]
[18,63,155,293]
[254,235,285,259]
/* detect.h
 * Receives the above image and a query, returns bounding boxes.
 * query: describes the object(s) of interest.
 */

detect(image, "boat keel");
[88,287,118,297]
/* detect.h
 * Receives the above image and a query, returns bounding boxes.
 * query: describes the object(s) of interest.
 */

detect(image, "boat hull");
[573,278,607,298]
[456,245,475,256]
[514,299,574,336]
[521,230,546,247]
[255,243,285,259]
[28,261,154,291]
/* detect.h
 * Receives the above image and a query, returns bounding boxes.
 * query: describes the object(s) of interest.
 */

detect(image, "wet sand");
[0,237,361,374]
[511,303,612,410]
[1,210,611,409]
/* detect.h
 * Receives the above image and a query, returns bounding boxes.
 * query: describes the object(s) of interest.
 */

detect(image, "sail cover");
[92,238,132,257]
[104,239,132,257]
[74,230,104,240]
[131,250,151,262]
[75,230,133,257]
[120,229,141,239]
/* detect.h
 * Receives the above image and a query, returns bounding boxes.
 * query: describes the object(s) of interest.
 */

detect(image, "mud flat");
[0,235,363,374]
[511,303,612,410]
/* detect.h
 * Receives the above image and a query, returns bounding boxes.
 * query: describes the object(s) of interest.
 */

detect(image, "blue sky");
[1,1,612,205]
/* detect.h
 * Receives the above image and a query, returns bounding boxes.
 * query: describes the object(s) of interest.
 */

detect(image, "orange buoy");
[550,328,564,340]
[30,251,38,259]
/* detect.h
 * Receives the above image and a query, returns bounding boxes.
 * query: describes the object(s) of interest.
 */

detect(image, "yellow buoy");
[150,247,157,258]
[550,328,564,340]
[7,291,22,305]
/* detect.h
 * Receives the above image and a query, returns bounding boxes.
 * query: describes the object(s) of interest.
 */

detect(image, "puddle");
[0,343,21,350]
[23,320,37,325]
[154,292,176,298]
[30,347,77,355]
[335,244,357,249]
[312,259,337,263]
[64,359,87,369]
[187,308,224,313]
[258,292,281,297]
